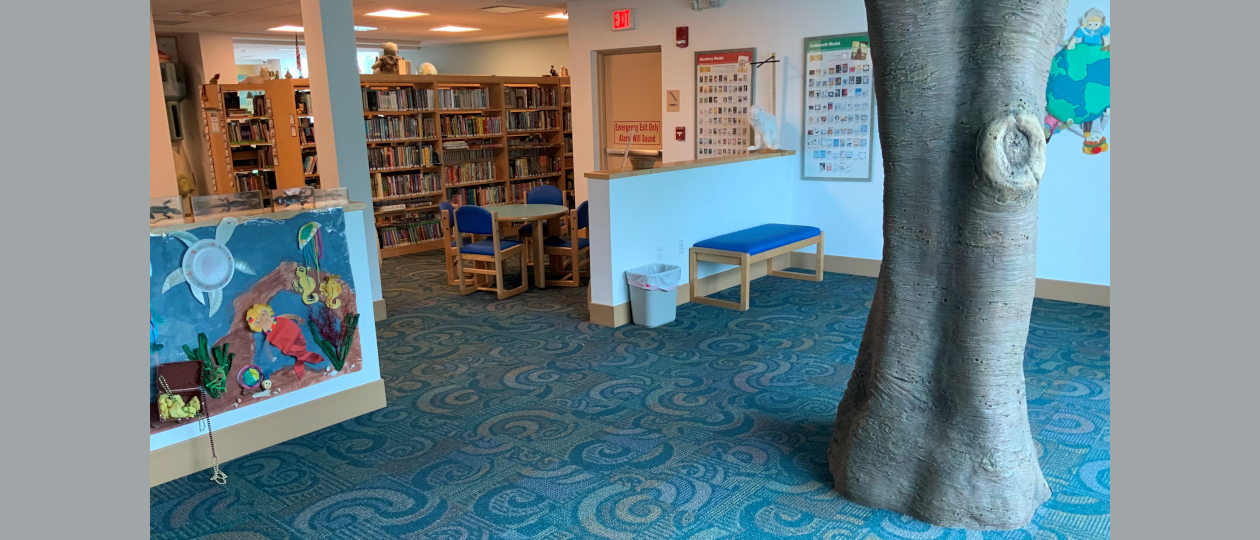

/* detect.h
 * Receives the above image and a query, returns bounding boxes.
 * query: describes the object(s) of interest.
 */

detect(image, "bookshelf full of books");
[561,83,575,208]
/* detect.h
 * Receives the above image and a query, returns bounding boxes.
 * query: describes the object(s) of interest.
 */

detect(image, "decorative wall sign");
[150,196,184,226]
[802,34,875,181]
[191,191,266,220]
[695,48,756,157]
[271,187,315,210]
[150,209,363,435]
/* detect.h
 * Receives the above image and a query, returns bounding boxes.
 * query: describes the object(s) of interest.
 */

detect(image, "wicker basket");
[629,156,656,170]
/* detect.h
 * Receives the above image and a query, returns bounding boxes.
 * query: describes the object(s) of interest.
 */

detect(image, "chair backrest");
[576,201,589,230]
[439,201,456,238]
[454,205,494,235]
[526,185,563,206]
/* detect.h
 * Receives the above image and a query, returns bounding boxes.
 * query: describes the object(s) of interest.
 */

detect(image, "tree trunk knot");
[976,109,1045,204]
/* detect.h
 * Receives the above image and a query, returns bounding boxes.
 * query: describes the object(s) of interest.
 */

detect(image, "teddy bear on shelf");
[372,42,403,74]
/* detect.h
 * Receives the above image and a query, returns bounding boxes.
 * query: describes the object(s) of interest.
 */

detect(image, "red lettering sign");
[612,9,635,31]
[613,121,660,144]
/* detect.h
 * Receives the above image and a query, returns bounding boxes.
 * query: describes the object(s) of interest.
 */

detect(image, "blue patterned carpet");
[151,252,1110,540]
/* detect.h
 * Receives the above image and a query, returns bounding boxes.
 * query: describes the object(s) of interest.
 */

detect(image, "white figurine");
[420,62,438,75]
[747,105,780,152]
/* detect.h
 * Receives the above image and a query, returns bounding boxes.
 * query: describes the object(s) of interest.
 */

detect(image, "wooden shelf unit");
[201,79,320,199]
[361,75,570,258]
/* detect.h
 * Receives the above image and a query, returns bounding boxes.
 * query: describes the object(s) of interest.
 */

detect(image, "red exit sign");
[612,9,635,31]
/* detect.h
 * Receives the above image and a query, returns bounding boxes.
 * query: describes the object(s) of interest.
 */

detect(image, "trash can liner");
[626,264,683,292]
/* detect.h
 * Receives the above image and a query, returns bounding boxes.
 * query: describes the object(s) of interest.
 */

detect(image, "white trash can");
[625,263,683,328]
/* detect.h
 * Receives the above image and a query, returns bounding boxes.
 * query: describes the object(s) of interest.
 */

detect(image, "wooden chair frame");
[453,210,528,300]
[689,232,824,311]
[440,210,460,286]
[542,208,590,287]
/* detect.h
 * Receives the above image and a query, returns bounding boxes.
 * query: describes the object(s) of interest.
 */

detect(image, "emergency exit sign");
[612,9,635,31]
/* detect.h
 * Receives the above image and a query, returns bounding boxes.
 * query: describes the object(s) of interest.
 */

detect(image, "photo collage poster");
[804,34,874,180]
[695,49,755,158]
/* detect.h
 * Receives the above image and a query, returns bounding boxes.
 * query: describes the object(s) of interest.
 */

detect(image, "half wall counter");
[149,202,385,486]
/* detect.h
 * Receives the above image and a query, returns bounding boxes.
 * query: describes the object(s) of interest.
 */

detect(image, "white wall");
[151,210,381,451]
[400,34,569,76]
[569,0,1111,287]
[174,32,238,196]
[590,155,794,306]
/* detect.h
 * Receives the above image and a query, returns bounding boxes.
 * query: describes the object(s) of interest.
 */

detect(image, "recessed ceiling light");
[431,25,480,32]
[354,26,377,31]
[269,25,304,32]
[544,12,568,20]
[478,6,527,14]
[366,9,428,18]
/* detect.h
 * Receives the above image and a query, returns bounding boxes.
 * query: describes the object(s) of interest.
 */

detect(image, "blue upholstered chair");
[516,184,564,238]
[542,201,589,288]
[453,205,528,299]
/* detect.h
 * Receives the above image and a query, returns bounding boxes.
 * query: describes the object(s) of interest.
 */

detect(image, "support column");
[150,15,178,198]
[300,0,384,311]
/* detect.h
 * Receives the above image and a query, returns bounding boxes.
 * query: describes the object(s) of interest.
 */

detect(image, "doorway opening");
[596,47,663,170]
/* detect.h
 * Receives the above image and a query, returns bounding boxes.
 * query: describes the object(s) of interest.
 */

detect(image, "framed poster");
[802,34,875,181]
[695,48,756,158]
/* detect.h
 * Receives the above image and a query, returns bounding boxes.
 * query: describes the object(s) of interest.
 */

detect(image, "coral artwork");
[309,305,359,372]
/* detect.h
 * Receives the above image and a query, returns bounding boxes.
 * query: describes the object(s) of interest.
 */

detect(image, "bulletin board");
[694,48,756,158]
[802,34,875,181]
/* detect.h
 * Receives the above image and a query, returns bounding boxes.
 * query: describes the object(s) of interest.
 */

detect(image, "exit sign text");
[612,9,635,31]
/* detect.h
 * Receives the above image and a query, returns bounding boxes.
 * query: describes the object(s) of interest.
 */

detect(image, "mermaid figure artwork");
[246,303,325,379]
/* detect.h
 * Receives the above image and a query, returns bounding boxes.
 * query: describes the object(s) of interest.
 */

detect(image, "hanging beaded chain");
[157,375,227,485]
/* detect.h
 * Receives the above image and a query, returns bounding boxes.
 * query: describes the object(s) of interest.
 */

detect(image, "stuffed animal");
[241,66,269,84]
[559,66,569,77]
[208,73,220,84]
[747,105,780,152]
[420,62,438,75]
[372,42,402,74]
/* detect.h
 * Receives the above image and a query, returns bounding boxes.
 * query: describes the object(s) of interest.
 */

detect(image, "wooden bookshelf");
[201,79,320,200]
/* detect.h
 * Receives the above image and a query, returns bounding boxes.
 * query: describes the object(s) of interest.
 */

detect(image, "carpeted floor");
[151,252,1110,540]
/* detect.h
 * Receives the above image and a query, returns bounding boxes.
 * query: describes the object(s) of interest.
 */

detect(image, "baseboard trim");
[373,298,387,321]
[588,300,629,328]
[150,378,387,487]
[790,253,1110,307]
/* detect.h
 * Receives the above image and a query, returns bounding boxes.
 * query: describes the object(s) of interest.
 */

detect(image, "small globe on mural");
[238,365,264,389]
[1045,44,1110,127]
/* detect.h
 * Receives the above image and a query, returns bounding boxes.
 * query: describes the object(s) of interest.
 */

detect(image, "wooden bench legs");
[689,233,825,312]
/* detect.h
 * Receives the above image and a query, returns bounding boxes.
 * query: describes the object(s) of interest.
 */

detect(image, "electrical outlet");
[677,239,684,254]
[657,246,664,261]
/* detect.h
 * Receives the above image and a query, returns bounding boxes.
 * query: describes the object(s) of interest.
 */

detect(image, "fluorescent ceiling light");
[478,6,527,13]
[354,26,377,31]
[431,25,480,32]
[366,9,428,18]
[545,12,568,20]
[268,25,304,32]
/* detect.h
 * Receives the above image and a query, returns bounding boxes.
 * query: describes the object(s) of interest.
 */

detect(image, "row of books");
[563,110,573,132]
[438,87,490,110]
[295,90,313,115]
[365,116,435,141]
[504,87,558,109]
[228,119,271,144]
[444,162,496,186]
[298,118,316,145]
[507,111,558,132]
[442,115,503,137]
[564,135,573,154]
[508,133,550,148]
[372,171,441,199]
[379,217,443,248]
[232,148,275,170]
[508,155,562,179]
[302,155,318,175]
[443,148,495,163]
[237,172,273,194]
[225,93,267,117]
[363,87,434,111]
[367,145,439,171]
[448,186,507,206]
[562,86,572,106]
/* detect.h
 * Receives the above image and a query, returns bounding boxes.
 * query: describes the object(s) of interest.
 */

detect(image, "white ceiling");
[151,0,570,46]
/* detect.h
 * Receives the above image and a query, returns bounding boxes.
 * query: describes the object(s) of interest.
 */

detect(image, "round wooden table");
[492,203,569,288]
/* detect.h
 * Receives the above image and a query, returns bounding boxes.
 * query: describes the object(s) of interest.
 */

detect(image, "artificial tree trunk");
[827,0,1068,530]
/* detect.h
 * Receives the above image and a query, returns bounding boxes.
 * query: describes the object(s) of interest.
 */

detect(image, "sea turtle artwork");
[160,217,256,317]
[1043,7,1111,155]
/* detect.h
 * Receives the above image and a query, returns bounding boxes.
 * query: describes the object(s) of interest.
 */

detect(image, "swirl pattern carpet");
[151,252,1110,539]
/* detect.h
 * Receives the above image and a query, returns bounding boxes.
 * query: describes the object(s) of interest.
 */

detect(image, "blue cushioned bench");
[689,224,824,311]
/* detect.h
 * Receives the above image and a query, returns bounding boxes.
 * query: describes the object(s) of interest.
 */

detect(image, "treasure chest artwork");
[1043,7,1111,155]
[150,208,363,436]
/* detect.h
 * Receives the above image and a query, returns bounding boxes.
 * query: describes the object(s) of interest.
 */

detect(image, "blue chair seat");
[450,236,473,248]
[459,239,522,255]
[543,237,589,249]
[693,224,822,255]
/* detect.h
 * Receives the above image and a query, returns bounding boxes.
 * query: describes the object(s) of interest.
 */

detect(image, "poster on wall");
[802,34,875,181]
[1043,6,1110,155]
[695,48,756,157]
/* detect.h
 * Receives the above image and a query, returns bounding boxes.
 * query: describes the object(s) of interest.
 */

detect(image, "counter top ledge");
[585,150,795,180]
[149,202,368,235]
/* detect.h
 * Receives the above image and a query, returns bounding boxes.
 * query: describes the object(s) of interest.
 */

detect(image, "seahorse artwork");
[320,274,343,309]
[294,266,319,304]
[246,303,325,379]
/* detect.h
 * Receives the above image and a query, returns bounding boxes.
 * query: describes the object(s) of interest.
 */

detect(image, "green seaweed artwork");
[183,333,234,399]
